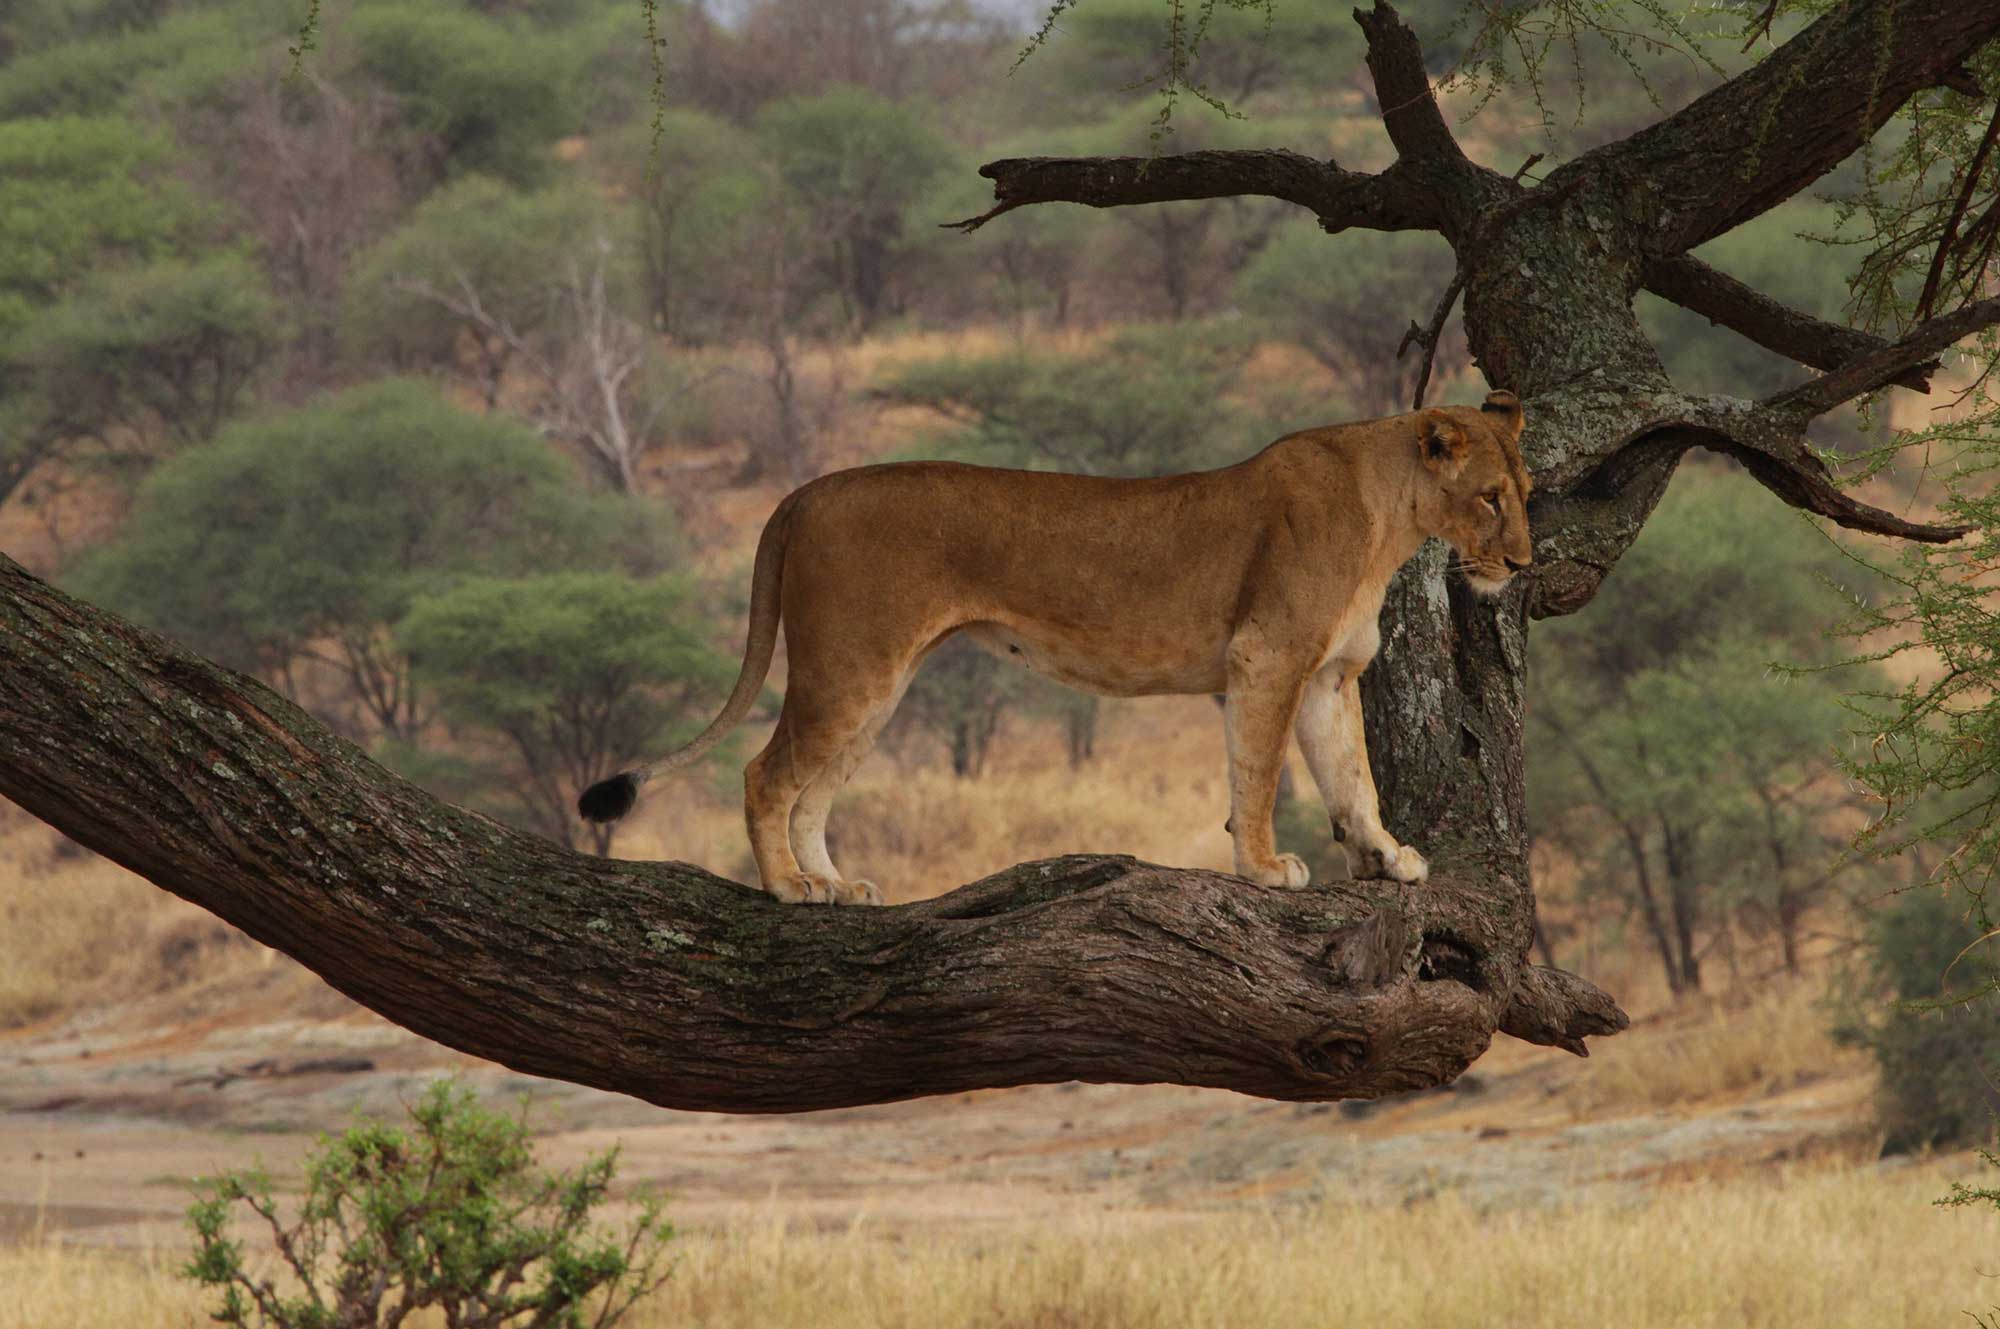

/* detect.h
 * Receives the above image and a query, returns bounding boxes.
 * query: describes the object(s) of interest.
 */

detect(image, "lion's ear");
[1481,389,1525,441]
[1418,411,1468,476]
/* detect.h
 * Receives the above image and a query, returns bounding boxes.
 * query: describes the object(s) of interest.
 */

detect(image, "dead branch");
[1397,269,1467,410]
[941,149,1440,238]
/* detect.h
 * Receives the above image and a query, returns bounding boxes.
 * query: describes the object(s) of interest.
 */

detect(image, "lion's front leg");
[1294,665,1428,884]
[1222,653,1312,888]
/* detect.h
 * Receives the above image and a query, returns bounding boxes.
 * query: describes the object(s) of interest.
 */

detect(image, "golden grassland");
[3,1161,1995,1329]
[1563,978,1869,1117]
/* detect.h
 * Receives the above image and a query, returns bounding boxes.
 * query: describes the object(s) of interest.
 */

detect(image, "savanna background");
[0,0,1996,1323]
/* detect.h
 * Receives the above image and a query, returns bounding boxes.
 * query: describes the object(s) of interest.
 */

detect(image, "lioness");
[581,391,1532,904]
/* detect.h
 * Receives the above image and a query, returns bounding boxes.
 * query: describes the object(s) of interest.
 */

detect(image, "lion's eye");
[1480,493,1501,513]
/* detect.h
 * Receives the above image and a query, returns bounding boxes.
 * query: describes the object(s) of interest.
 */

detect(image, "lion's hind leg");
[744,716,827,904]
[747,659,914,906]
[787,672,911,906]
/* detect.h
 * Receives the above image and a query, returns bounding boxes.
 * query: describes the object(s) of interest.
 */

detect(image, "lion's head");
[1417,390,1533,596]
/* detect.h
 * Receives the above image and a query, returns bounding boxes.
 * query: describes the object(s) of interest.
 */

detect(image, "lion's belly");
[960,621,1229,697]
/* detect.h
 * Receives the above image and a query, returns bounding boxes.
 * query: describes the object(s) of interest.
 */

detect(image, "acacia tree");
[6,0,2000,1113]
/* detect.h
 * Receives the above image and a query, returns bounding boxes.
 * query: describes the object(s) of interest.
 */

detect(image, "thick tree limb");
[0,555,1625,1113]
[941,150,1439,237]
[1641,254,1936,393]
[1766,295,2000,420]
[1570,0,2000,254]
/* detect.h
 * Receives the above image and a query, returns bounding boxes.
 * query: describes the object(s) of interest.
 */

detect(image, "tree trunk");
[1658,822,1703,993]
[0,552,1624,1111]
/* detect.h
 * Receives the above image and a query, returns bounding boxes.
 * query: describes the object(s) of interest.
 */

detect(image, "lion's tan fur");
[597,392,1532,904]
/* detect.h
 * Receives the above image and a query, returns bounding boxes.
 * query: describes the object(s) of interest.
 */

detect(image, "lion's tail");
[577,493,796,826]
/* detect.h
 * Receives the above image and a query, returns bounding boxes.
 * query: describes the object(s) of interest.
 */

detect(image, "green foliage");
[69,380,658,733]
[753,86,954,328]
[597,112,765,340]
[1530,466,1888,990]
[1840,418,2000,969]
[0,6,272,117]
[11,252,285,452]
[345,175,615,384]
[0,114,205,304]
[399,573,738,849]
[1236,220,1457,411]
[346,1,578,186]
[1012,0,1362,124]
[182,1079,672,1329]
[878,322,1275,477]
[915,146,1093,329]
[0,113,220,504]
[1836,888,2000,1153]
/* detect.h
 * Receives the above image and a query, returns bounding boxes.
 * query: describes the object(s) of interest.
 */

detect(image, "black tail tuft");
[578,771,641,823]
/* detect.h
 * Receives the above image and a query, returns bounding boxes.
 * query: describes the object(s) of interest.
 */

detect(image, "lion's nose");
[1504,555,1532,572]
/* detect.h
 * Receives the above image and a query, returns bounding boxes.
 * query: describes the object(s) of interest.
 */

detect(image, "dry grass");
[1563,978,1867,1116]
[0,815,271,1028]
[5,1162,1994,1329]
[615,694,1242,901]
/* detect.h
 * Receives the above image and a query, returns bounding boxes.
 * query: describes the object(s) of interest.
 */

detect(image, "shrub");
[1838,888,2000,1154]
[183,1080,672,1329]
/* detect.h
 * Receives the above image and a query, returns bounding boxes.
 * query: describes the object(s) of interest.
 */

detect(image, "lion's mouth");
[1453,555,1515,597]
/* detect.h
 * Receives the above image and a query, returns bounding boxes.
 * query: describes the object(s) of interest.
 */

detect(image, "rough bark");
[0,553,1625,1113]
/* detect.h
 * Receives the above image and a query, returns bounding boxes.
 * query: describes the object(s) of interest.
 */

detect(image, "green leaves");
[183,1080,673,1329]
[1529,466,1889,986]
[397,573,738,851]
[1236,220,1456,412]
[11,251,285,450]
[345,175,620,376]
[346,2,580,186]
[0,114,205,303]
[1838,418,2000,974]
[68,379,664,732]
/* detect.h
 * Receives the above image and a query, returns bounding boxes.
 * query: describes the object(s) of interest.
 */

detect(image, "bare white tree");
[388,234,679,493]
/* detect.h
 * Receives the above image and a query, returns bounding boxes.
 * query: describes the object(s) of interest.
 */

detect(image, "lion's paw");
[1241,852,1312,888]
[829,877,884,906]
[1389,845,1429,883]
[1351,841,1428,884]
[768,873,837,904]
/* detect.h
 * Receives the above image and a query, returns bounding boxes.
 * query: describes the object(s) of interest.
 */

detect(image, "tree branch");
[1765,295,2000,419]
[941,150,1438,237]
[944,4,1488,240]
[1567,0,2000,254]
[1524,387,1967,616]
[1641,254,1936,393]
[0,555,1624,1112]
[1353,0,1466,165]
